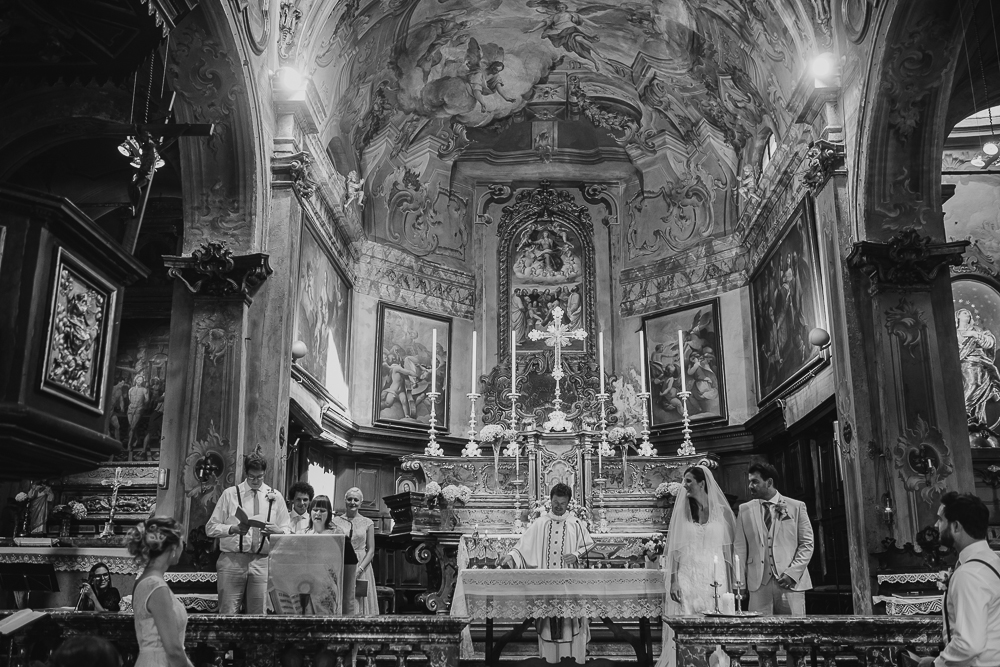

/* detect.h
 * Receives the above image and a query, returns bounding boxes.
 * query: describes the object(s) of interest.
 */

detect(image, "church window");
[759,131,778,174]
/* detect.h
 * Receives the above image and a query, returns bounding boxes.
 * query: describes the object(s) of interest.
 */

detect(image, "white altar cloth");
[451,568,667,659]
[0,547,135,573]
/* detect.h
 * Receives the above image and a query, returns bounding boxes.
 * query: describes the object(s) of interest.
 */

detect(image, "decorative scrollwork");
[800,140,845,193]
[568,77,655,154]
[288,152,317,200]
[847,229,968,296]
[891,415,954,505]
[164,241,273,305]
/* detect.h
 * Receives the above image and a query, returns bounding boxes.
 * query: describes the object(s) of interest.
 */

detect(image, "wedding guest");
[918,492,1000,667]
[47,635,122,667]
[331,488,378,616]
[77,562,121,612]
[288,481,314,535]
[734,459,814,616]
[205,449,290,614]
[127,517,194,667]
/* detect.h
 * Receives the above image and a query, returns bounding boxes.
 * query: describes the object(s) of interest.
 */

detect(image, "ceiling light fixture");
[274,66,306,92]
[972,155,987,167]
[809,52,838,86]
[986,141,999,156]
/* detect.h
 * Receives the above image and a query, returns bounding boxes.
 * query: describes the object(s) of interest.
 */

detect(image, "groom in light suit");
[735,459,814,615]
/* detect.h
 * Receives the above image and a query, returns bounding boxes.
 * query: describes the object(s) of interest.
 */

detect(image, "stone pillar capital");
[164,240,273,306]
[272,151,317,200]
[847,229,967,295]
[801,140,845,194]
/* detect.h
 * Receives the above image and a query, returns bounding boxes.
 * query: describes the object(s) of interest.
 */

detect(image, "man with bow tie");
[734,459,814,615]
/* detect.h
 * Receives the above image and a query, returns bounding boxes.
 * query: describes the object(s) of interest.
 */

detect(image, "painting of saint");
[953,278,1000,431]
[374,304,450,429]
[643,299,726,427]
[295,224,352,409]
[749,198,825,404]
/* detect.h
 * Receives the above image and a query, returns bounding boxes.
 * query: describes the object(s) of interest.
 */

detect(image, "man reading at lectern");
[501,483,595,665]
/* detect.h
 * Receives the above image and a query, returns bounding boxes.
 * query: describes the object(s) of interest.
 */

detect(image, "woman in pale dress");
[126,517,193,667]
[331,487,379,616]
[306,495,359,612]
[656,465,735,667]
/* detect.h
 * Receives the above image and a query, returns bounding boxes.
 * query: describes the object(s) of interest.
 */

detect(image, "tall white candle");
[510,329,517,395]
[471,331,478,393]
[734,554,742,586]
[431,329,438,394]
[677,330,687,393]
[713,554,720,584]
[598,331,606,394]
[639,331,646,389]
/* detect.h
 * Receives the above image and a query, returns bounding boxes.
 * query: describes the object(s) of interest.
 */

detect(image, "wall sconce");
[808,327,831,351]
[810,52,840,88]
[881,492,895,527]
[291,340,308,363]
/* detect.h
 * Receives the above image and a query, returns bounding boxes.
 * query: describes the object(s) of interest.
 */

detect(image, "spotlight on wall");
[273,66,306,92]
[810,52,839,87]
[291,340,308,362]
[985,141,999,156]
[808,327,831,351]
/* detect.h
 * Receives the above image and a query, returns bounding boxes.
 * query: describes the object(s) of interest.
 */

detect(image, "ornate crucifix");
[528,306,587,432]
[100,467,134,537]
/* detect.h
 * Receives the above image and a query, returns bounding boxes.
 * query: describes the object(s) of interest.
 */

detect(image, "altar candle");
[677,330,687,393]
[713,554,720,583]
[598,331,606,394]
[511,329,517,395]
[431,329,438,394]
[734,554,741,586]
[471,331,478,393]
[639,331,646,388]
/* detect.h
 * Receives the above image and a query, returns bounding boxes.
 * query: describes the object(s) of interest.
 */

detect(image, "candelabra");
[425,392,444,456]
[636,390,657,456]
[676,390,696,456]
[462,392,482,457]
[594,392,611,533]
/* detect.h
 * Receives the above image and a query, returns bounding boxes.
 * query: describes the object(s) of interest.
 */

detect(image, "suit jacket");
[734,495,814,592]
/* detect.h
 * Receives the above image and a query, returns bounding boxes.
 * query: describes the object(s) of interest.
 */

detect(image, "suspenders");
[944,558,1000,642]
[233,486,274,555]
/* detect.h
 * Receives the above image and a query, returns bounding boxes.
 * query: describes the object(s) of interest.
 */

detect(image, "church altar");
[451,568,666,666]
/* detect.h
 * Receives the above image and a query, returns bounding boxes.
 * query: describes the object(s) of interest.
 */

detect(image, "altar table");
[451,568,666,667]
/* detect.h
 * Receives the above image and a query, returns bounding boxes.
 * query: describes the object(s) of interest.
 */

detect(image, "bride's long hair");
[662,465,736,609]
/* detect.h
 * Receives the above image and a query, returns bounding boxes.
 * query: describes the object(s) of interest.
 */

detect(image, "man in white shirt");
[287,481,314,535]
[206,450,290,614]
[919,492,1000,667]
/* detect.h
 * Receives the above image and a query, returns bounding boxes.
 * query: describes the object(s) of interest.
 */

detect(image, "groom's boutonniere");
[774,502,790,521]
[265,490,277,503]
[935,568,953,591]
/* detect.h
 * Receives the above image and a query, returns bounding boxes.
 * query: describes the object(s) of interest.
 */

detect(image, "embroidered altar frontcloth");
[451,568,667,620]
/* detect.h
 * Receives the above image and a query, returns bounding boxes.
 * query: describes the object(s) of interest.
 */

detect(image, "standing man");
[500,483,595,664]
[206,449,290,614]
[918,492,1000,667]
[734,459,813,615]
[287,481,315,535]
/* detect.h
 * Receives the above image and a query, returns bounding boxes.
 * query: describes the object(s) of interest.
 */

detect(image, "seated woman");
[77,562,121,612]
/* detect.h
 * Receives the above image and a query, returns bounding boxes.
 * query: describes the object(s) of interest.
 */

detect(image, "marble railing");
[1,611,468,667]
[668,616,943,666]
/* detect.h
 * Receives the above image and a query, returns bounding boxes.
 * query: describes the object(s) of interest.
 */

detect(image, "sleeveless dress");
[332,514,379,616]
[133,575,188,667]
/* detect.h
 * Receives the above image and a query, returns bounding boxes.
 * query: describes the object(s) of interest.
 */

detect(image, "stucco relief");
[233,0,270,55]
[185,181,248,250]
[381,166,470,259]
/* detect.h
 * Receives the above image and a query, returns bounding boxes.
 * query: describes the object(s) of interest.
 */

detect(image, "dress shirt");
[935,540,1000,667]
[289,510,310,535]
[205,481,291,554]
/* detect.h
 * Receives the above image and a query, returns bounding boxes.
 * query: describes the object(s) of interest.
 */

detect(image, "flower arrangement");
[502,440,521,457]
[53,501,87,520]
[528,498,591,527]
[424,482,472,507]
[935,568,953,592]
[479,425,515,443]
[14,492,27,504]
[641,533,666,560]
[654,482,683,499]
[607,426,637,445]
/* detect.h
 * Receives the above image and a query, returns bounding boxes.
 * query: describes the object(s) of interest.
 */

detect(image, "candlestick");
[431,329,438,394]
[677,329,686,393]
[636,389,655,456]
[676,389,696,456]
[598,331,605,394]
[639,330,647,388]
[462,391,482,457]
[471,330,478,392]
[425,391,443,456]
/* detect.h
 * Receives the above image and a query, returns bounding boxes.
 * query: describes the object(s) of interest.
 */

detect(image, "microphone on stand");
[75,582,88,611]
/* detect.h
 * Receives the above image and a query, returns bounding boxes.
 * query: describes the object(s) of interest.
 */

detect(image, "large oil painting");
[643,299,726,427]
[749,197,825,405]
[295,223,352,410]
[40,248,116,413]
[374,303,450,430]
[953,277,1000,431]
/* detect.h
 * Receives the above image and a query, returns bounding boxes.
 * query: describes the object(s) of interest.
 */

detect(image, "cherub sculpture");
[345,170,366,209]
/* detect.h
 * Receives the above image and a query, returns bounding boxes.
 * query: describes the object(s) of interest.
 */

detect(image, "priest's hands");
[561,553,579,567]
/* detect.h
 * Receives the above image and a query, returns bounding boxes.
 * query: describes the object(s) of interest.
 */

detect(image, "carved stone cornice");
[164,241,273,305]
[847,229,968,296]
[497,180,591,238]
[801,140,845,194]
[272,151,317,200]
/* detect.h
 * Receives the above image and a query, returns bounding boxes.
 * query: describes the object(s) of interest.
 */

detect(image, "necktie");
[763,501,773,533]
[250,489,260,553]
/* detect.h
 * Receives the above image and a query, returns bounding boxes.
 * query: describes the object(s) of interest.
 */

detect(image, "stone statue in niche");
[27,480,53,535]
[345,171,366,209]
[956,307,1000,430]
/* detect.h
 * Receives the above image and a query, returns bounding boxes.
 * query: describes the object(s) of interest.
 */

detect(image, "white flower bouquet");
[425,482,473,507]
[479,424,514,443]
[607,426,637,445]
[654,482,683,499]
[54,501,87,520]
[14,492,27,503]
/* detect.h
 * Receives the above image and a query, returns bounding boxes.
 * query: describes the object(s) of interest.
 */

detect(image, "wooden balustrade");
[668,616,943,667]
[0,611,468,667]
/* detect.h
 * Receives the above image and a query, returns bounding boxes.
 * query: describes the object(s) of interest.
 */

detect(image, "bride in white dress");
[656,465,735,667]
[127,517,193,667]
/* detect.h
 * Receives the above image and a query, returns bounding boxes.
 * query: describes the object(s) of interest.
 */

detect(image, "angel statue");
[345,171,366,209]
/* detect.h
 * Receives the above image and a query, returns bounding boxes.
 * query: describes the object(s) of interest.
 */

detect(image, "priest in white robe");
[501,482,595,665]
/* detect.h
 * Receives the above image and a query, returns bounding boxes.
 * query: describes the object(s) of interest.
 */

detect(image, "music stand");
[0,564,58,609]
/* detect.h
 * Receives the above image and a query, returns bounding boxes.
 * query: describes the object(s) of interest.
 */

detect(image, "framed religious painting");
[642,298,727,428]
[373,303,451,431]
[749,196,827,405]
[952,275,1000,431]
[40,247,117,413]
[294,220,352,411]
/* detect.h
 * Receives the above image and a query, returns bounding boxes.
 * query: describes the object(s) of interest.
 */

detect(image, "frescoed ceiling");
[293,0,819,262]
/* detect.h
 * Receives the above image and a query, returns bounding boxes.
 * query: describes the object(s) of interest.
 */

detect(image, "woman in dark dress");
[77,562,121,612]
